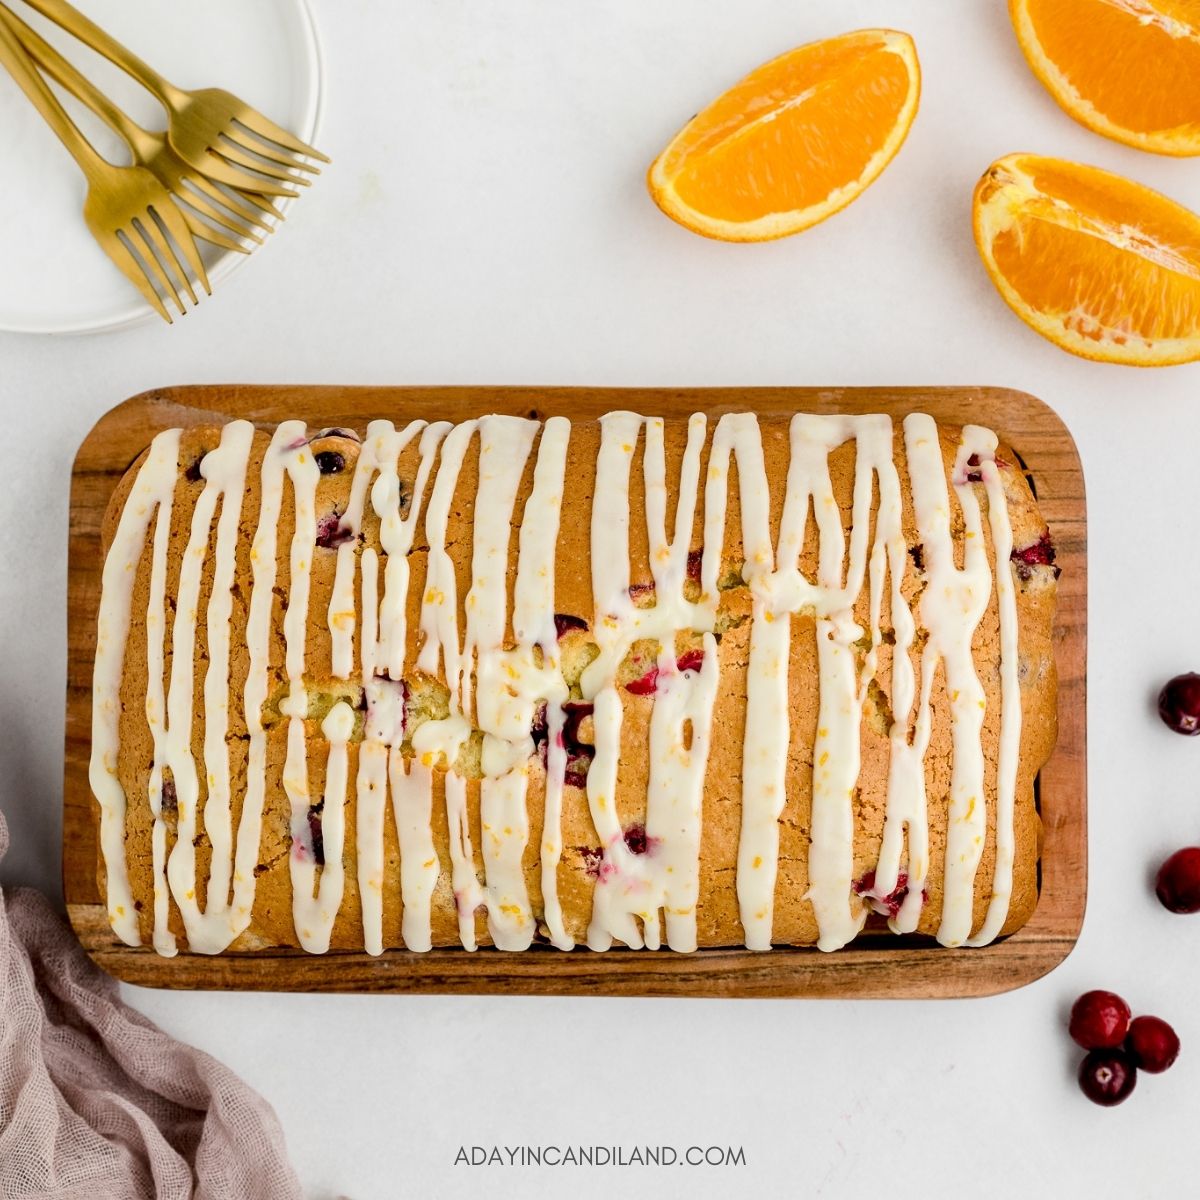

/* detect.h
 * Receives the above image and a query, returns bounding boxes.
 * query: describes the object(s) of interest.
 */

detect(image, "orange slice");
[973,153,1200,366]
[647,29,920,242]
[1011,0,1200,157]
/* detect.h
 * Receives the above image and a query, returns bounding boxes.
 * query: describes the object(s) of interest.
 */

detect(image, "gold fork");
[19,0,329,186]
[0,15,207,322]
[0,3,282,254]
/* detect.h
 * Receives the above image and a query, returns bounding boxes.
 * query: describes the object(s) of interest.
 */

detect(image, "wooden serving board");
[64,385,1086,998]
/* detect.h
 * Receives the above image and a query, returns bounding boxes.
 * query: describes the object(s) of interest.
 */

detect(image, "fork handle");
[17,0,182,107]
[0,14,107,177]
[0,2,145,152]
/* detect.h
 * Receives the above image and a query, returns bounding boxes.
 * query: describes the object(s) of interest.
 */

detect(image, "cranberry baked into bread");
[90,410,1058,956]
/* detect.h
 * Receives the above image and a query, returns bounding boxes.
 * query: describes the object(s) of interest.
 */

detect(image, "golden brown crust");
[98,413,1058,951]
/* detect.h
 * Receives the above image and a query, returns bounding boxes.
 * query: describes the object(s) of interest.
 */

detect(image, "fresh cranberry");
[676,648,704,674]
[315,450,345,475]
[1158,673,1200,735]
[315,511,353,550]
[908,543,924,572]
[1069,991,1132,1050]
[184,455,206,483]
[553,613,589,638]
[964,452,984,483]
[159,776,178,813]
[307,804,325,866]
[1078,1049,1137,1106]
[1126,1016,1180,1074]
[1156,847,1200,913]
[628,580,655,601]
[686,548,703,580]
[1011,531,1056,581]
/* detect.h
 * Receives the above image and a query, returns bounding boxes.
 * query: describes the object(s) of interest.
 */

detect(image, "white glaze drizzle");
[700,414,786,952]
[330,421,448,954]
[93,410,1029,956]
[163,420,254,953]
[355,547,390,956]
[91,428,181,946]
[964,425,1021,946]
[514,418,573,950]
[582,413,720,952]
[903,413,993,947]
[143,440,181,957]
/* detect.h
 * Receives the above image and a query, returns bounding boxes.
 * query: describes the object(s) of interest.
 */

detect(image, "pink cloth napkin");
[0,810,302,1199]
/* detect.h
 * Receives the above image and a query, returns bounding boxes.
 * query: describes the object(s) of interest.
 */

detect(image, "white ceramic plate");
[0,0,323,334]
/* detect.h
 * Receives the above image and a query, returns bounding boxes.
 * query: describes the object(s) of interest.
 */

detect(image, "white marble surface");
[1,1,1197,1196]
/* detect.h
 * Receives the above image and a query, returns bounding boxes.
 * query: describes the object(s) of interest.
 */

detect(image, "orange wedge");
[973,153,1200,366]
[1011,0,1200,157]
[647,29,920,242]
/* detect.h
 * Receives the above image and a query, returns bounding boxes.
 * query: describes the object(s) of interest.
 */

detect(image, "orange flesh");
[662,36,913,222]
[977,155,1200,355]
[1019,0,1200,135]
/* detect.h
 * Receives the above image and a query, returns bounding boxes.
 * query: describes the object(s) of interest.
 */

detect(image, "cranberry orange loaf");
[90,410,1058,957]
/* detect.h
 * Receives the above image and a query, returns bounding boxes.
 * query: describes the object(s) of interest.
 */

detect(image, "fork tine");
[182,208,252,254]
[132,217,188,311]
[195,148,300,197]
[109,231,172,323]
[212,141,311,186]
[150,199,211,296]
[186,173,281,230]
[222,126,321,175]
[232,111,330,163]
[177,185,265,244]
[237,189,288,217]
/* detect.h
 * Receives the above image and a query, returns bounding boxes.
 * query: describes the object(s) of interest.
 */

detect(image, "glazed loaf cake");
[90,409,1058,957]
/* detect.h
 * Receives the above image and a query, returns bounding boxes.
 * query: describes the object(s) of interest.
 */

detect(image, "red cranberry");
[315,511,353,550]
[553,613,589,638]
[1156,848,1200,913]
[623,822,649,855]
[578,846,603,878]
[626,666,659,695]
[315,450,345,475]
[563,758,591,788]
[1126,1016,1180,1074]
[530,702,549,753]
[1069,990,1131,1050]
[1158,673,1200,735]
[625,650,706,695]
[686,548,703,580]
[853,869,910,918]
[1078,1049,1137,1107]
[1010,531,1057,581]
[562,702,594,755]
[307,803,325,867]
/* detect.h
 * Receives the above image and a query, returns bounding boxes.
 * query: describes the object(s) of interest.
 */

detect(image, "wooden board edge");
[69,901,1081,999]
